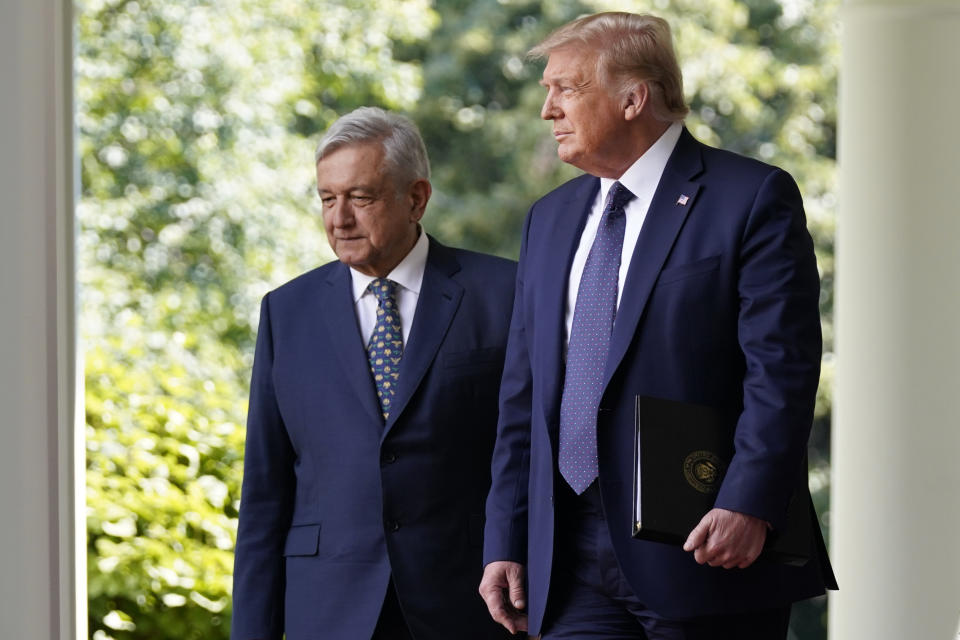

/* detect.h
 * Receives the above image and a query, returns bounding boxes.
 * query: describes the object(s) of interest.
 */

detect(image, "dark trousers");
[371,579,414,640]
[542,482,791,640]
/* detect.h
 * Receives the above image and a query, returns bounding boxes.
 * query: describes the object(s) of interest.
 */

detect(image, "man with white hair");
[233,107,515,640]
[480,12,836,639]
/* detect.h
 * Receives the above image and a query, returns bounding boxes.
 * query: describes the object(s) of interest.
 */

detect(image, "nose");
[330,197,354,228]
[541,90,558,121]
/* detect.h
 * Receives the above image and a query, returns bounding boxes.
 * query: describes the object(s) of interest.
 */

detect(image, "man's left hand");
[683,508,768,569]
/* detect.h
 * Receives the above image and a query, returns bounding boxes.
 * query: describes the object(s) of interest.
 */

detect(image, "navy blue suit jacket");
[483,129,835,634]
[232,236,516,640]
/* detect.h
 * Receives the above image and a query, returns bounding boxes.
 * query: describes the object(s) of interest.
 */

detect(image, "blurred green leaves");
[79,0,435,637]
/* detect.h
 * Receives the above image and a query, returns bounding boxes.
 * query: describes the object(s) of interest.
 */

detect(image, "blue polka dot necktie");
[559,181,635,494]
[366,278,404,421]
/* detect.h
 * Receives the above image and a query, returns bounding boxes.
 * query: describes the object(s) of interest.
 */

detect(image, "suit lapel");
[603,128,704,389]
[321,264,384,426]
[539,176,598,434]
[383,236,463,439]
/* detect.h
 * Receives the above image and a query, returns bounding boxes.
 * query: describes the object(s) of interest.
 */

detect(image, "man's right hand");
[478,560,528,635]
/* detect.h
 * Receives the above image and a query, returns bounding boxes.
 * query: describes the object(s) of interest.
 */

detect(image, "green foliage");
[85,335,245,637]
[78,0,435,637]
[79,1,838,638]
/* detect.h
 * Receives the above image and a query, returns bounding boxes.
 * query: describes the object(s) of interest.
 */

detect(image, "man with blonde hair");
[480,12,835,639]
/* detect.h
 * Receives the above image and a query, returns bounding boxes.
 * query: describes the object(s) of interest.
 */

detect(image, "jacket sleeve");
[714,168,822,530]
[482,210,534,565]
[231,293,296,640]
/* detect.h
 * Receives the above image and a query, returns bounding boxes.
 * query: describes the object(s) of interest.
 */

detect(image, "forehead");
[540,46,598,84]
[316,142,388,188]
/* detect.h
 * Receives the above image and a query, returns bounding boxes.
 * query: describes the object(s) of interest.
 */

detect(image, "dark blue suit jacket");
[232,236,516,640]
[483,129,835,634]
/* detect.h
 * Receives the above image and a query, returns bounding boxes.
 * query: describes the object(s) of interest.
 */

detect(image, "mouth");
[553,131,572,141]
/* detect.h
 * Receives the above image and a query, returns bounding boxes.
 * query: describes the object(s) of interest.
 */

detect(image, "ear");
[623,82,649,122]
[407,179,432,222]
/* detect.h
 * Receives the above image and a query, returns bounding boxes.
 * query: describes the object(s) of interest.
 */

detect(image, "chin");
[336,253,364,268]
[556,148,577,165]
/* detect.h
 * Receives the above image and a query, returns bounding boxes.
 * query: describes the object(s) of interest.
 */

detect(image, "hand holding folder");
[631,395,813,566]
[682,506,770,568]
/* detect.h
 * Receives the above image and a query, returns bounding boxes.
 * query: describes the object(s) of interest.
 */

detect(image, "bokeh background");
[76,0,838,637]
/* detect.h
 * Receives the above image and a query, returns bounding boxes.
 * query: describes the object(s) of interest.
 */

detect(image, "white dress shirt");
[351,229,429,345]
[564,122,683,345]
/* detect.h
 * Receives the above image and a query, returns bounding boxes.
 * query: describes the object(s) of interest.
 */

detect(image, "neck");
[369,226,421,278]
[602,120,672,179]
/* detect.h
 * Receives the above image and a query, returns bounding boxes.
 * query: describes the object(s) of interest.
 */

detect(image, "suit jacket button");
[387,520,401,532]
[381,451,397,464]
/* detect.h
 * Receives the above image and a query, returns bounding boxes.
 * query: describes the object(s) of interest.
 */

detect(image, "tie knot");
[604,181,635,215]
[368,278,398,304]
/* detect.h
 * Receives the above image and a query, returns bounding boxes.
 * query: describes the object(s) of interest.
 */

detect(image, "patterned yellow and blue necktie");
[366,278,404,420]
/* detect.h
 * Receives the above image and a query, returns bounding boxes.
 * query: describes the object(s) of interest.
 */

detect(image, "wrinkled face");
[317,143,423,277]
[539,47,632,177]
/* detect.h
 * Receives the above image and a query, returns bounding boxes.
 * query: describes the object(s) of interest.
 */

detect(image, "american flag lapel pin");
[676,194,689,206]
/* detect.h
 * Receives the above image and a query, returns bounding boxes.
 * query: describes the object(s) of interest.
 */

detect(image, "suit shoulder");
[265,260,338,303]
[530,173,595,211]
[697,139,794,186]
[450,246,517,270]
[449,247,517,282]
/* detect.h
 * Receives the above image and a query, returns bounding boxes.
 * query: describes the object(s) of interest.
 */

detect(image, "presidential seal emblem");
[683,450,726,494]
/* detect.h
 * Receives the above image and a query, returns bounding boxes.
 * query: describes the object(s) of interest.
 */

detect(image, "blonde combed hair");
[529,12,689,122]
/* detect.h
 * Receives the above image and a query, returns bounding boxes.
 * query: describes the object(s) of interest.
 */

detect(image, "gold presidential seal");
[683,450,726,494]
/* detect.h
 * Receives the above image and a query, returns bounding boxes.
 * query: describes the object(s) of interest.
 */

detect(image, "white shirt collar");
[350,228,429,302]
[598,121,683,206]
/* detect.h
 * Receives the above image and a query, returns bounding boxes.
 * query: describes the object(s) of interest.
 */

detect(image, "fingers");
[682,514,711,552]
[509,610,529,634]
[736,534,765,569]
[683,508,767,569]
[479,561,529,634]
[504,568,529,633]
[694,540,727,567]
[481,596,528,635]
[508,574,527,611]
[480,595,524,634]
[478,575,511,630]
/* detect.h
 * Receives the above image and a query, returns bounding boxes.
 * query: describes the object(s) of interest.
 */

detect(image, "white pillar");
[832,1,960,638]
[0,1,81,639]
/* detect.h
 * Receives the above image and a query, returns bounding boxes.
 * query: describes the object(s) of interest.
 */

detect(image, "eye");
[351,194,374,205]
[320,196,336,207]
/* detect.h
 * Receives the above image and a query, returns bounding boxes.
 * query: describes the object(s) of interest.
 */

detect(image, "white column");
[0,1,81,639]
[832,1,960,638]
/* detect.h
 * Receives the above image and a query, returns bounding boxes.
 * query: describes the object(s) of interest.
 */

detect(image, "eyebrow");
[541,70,570,83]
[539,74,590,90]
[318,185,379,194]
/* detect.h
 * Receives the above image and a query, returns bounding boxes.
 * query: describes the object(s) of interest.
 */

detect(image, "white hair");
[315,106,430,188]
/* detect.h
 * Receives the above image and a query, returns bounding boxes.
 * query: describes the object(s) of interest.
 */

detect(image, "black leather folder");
[631,395,812,565]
